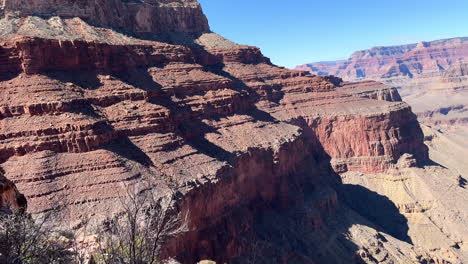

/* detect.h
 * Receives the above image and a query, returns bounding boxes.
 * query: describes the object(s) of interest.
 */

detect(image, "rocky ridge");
[0,1,465,263]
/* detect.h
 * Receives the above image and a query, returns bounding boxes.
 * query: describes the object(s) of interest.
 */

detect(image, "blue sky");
[198,0,468,68]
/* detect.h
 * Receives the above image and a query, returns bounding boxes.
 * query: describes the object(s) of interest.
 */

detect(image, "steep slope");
[0,2,465,264]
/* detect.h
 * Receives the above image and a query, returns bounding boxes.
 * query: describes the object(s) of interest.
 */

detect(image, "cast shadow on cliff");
[237,160,413,263]
[312,153,413,245]
[303,128,413,244]
[0,72,20,82]
[422,157,448,169]
[298,117,412,242]
[67,104,102,118]
[177,119,234,163]
[338,184,412,244]
[44,69,165,92]
[112,64,279,164]
[114,68,164,92]
[45,71,103,90]
[203,63,285,116]
[117,66,236,164]
[102,137,154,167]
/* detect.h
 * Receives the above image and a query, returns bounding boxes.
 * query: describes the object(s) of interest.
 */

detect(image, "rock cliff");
[0,168,26,213]
[297,37,468,85]
[0,0,209,35]
[0,1,465,264]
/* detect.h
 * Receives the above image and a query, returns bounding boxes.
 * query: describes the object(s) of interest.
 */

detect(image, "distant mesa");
[296,37,468,131]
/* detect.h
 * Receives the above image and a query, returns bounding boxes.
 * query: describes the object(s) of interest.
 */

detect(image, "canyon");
[298,37,468,264]
[0,1,467,263]
[296,37,468,131]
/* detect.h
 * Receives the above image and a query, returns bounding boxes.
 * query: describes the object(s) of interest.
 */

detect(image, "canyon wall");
[297,38,468,263]
[0,0,210,35]
[1,2,465,264]
[297,37,468,131]
[297,37,468,84]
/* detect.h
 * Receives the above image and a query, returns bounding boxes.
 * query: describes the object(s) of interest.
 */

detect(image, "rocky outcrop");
[0,169,26,213]
[339,80,402,102]
[340,125,468,264]
[0,0,210,35]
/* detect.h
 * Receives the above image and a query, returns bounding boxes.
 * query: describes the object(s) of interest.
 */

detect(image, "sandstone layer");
[0,2,465,264]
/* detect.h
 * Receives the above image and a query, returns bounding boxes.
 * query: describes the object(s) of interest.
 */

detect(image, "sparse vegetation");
[0,186,188,264]
[93,186,188,264]
[0,212,73,264]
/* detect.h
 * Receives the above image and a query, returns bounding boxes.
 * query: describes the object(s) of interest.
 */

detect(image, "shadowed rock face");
[2,1,462,264]
[0,169,27,213]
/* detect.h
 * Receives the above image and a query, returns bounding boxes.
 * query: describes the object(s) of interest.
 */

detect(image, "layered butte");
[0,2,466,264]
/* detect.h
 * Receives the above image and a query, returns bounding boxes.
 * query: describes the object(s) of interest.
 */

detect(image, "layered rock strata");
[0,0,209,35]
[296,37,468,85]
[297,38,468,131]
[402,62,468,129]
[0,1,461,264]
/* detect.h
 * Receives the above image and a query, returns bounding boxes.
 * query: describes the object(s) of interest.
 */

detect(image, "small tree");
[94,185,189,264]
[0,212,73,264]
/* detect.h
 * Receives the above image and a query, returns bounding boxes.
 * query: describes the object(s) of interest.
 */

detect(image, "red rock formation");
[297,37,468,84]
[297,37,468,132]
[1,0,209,35]
[0,169,27,213]
[0,1,434,263]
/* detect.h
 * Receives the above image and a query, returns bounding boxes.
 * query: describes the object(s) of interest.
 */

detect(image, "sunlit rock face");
[296,37,468,84]
[0,0,210,34]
